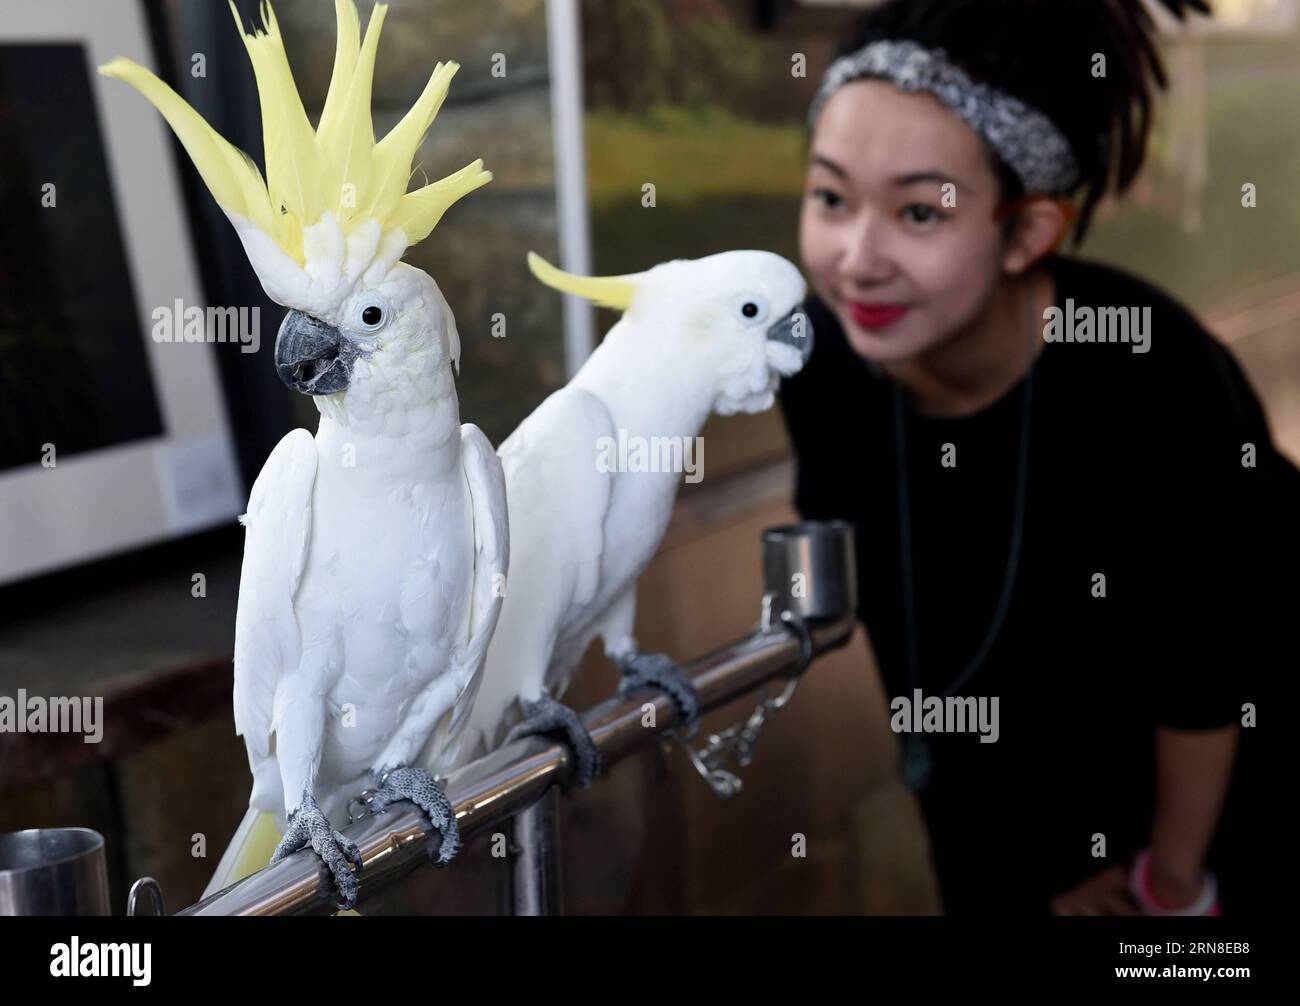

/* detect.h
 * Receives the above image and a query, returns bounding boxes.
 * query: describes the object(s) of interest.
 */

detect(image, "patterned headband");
[807,39,1082,195]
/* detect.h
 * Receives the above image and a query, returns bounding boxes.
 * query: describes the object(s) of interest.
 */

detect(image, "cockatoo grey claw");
[368,764,460,864]
[617,651,702,739]
[272,791,362,910]
[505,696,601,788]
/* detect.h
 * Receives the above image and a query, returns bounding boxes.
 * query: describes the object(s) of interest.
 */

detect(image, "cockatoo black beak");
[275,310,355,395]
[767,308,814,363]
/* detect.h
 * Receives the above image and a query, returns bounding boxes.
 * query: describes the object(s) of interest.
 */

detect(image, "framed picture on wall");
[0,0,243,586]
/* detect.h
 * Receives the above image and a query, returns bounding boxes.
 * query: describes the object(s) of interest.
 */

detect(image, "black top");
[779,254,1297,914]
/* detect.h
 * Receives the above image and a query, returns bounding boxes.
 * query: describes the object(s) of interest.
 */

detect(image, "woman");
[781,0,1296,914]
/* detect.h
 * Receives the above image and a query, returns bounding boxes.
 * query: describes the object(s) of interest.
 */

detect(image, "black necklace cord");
[892,273,1040,701]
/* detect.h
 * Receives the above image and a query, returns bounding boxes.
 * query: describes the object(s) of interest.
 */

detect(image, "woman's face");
[800,79,1011,363]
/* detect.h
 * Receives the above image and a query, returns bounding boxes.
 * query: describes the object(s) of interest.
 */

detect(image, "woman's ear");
[999,197,1074,275]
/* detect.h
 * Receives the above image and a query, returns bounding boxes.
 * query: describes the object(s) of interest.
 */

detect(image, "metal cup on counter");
[0,827,111,916]
[762,519,858,624]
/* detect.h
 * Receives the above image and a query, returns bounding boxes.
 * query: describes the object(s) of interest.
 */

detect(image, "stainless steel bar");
[177,615,855,916]
[510,788,562,916]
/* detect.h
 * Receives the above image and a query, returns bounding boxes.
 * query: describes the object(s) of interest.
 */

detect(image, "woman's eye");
[812,187,844,210]
[902,204,945,225]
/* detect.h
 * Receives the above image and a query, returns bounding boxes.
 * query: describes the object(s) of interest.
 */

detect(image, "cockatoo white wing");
[457,386,616,759]
[439,423,509,743]
[232,427,318,817]
[511,386,616,610]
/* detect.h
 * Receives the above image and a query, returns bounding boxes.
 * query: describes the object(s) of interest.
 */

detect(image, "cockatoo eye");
[353,297,387,333]
[735,294,770,325]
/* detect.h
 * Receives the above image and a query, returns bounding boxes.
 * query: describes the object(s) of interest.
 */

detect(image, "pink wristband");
[1130,849,1222,916]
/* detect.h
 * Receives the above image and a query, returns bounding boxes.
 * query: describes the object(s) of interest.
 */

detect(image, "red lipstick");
[849,301,910,329]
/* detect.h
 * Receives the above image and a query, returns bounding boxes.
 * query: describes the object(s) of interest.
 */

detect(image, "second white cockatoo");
[458,250,812,786]
[101,0,508,909]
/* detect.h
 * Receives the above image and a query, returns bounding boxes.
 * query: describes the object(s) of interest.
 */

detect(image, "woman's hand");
[1144,856,1211,911]
[1050,864,1142,916]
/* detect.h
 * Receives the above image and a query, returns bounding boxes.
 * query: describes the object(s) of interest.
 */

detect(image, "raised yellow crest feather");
[526,252,640,311]
[99,0,490,264]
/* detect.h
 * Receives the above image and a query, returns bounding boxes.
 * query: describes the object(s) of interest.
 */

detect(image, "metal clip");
[127,877,164,916]
[348,777,385,824]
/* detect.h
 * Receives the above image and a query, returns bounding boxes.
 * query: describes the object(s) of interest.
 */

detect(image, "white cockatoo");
[456,251,812,785]
[101,0,508,909]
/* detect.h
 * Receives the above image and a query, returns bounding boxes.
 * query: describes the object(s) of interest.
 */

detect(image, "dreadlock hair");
[830,0,1211,247]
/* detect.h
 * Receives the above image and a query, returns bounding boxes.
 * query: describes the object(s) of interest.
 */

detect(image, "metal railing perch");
[176,520,857,916]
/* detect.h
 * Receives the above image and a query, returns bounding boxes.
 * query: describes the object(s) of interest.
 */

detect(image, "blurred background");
[1,0,1297,914]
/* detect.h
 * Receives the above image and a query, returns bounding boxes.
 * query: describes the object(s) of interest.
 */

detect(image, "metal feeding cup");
[0,827,111,916]
[762,520,857,623]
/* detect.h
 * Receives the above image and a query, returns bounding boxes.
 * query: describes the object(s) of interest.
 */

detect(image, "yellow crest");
[526,252,641,312]
[100,0,490,265]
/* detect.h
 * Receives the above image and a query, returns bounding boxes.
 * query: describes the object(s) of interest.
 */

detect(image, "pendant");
[901,734,932,791]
